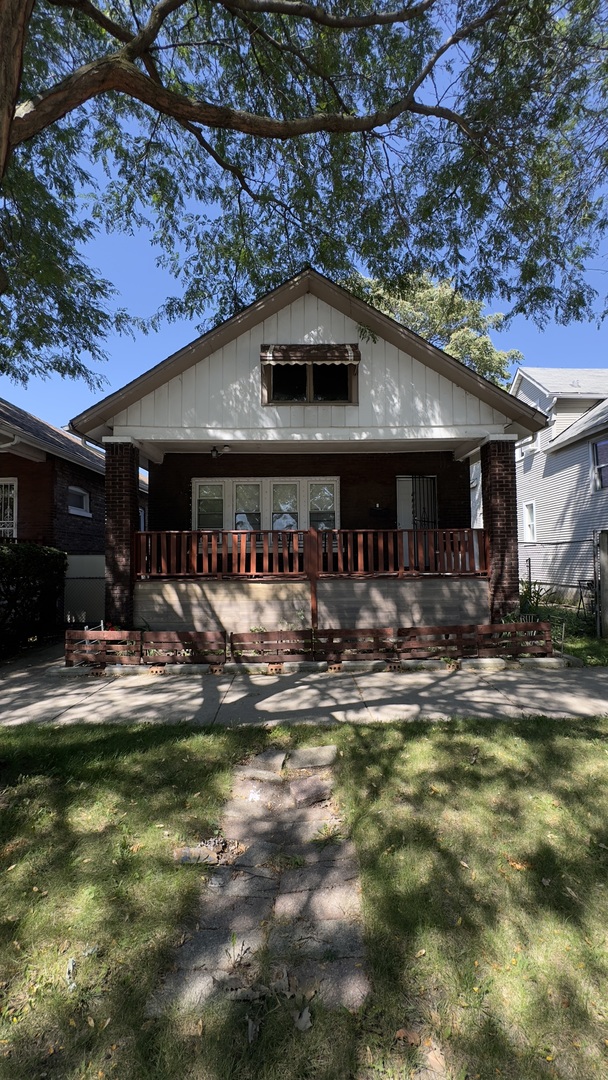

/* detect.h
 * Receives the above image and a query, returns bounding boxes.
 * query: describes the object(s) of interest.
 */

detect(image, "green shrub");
[0,543,67,642]
[519,578,558,613]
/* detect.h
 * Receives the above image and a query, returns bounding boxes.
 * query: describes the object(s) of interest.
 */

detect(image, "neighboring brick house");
[70,269,545,632]
[0,398,146,623]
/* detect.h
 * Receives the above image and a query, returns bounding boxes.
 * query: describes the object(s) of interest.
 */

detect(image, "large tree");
[0,1,606,385]
[348,275,522,384]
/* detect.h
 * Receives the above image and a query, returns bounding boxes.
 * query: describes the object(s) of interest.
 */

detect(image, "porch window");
[0,479,16,538]
[593,438,608,489]
[193,477,339,531]
[234,483,261,530]
[522,501,536,542]
[309,483,336,530]
[272,483,298,529]
[261,344,359,404]
[196,483,224,529]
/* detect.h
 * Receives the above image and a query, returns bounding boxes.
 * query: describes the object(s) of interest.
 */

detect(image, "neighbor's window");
[0,479,16,537]
[593,438,608,490]
[261,344,359,404]
[522,501,536,542]
[67,486,91,517]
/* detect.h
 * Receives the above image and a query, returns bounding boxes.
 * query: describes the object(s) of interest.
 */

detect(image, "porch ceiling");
[131,434,492,466]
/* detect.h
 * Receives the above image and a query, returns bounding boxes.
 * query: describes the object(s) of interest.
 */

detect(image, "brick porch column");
[104,440,140,627]
[480,436,519,621]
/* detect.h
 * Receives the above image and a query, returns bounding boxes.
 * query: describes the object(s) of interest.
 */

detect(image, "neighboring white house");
[509,367,608,594]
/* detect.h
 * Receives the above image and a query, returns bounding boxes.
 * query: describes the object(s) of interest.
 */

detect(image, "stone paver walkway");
[149,744,370,1016]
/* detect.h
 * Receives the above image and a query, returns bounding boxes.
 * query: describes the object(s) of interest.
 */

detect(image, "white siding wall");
[514,386,608,586]
[551,399,600,439]
[112,294,510,442]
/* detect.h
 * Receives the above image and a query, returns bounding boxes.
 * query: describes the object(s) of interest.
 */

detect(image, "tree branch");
[46,0,134,45]
[211,0,438,31]
[222,6,350,111]
[10,50,493,149]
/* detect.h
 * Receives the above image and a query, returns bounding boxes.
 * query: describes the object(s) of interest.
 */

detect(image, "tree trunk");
[0,0,34,292]
[0,0,34,178]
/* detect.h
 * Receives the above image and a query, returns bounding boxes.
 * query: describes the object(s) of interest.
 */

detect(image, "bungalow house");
[70,270,545,633]
[510,367,608,596]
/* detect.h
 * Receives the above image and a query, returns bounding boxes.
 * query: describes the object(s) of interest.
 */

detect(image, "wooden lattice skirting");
[65,622,552,667]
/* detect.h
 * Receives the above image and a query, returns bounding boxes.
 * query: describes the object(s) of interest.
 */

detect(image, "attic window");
[261,344,360,404]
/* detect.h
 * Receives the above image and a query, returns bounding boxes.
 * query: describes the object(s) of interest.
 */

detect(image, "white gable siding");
[112,294,510,442]
[514,375,554,415]
[550,399,600,439]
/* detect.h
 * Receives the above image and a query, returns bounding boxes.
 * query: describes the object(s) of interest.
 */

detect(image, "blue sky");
[1,229,607,431]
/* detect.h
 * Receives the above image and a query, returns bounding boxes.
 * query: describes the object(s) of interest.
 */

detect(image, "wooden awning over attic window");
[260,344,361,365]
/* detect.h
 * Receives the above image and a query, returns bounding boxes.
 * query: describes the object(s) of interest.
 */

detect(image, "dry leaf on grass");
[293,1006,312,1031]
[395,1027,421,1046]
[505,854,532,871]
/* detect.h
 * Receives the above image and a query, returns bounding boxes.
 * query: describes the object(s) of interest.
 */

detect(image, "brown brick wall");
[480,439,519,619]
[105,442,140,627]
[0,454,54,542]
[53,458,105,554]
[148,452,471,530]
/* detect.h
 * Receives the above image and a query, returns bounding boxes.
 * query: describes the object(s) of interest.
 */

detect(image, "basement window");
[68,486,92,517]
[261,344,360,404]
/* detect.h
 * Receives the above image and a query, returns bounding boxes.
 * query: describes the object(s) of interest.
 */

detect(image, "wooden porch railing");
[135,528,488,579]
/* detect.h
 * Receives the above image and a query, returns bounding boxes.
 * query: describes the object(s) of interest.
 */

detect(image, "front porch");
[132,527,490,632]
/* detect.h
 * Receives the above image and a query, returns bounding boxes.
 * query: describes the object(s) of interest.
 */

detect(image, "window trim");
[192,476,340,531]
[522,500,536,542]
[67,486,92,518]
[0,478,17,538]
[592,437,608,491]
[260,344,359,406]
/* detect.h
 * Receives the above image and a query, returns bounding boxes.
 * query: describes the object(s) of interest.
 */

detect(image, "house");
[70,269,545,633]
[510,367,608,596]
[0,397,146,623]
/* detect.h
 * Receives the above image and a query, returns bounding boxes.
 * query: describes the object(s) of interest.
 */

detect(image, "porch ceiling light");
[210,445,231,458]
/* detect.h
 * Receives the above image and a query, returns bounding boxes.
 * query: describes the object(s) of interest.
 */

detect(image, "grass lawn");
[2,719,608,1079]
[529,603,608,667]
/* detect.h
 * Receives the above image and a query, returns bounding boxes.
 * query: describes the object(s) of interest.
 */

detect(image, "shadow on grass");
[2,717,608,1079]
[335,718,608,1080]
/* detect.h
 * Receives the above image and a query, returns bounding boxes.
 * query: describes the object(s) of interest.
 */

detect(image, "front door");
[396,475,438,530]
[396,477,414,529]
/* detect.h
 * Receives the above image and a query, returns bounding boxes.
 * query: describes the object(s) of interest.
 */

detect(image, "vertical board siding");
[109,295,511,438]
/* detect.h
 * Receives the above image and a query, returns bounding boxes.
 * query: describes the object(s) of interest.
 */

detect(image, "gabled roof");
[511,367,608,399]
[0,397,105,473]
[71,268,546,441]
[549,397,608,452]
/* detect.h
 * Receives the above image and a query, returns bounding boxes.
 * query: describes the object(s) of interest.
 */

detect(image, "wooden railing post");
[304,527,319,629]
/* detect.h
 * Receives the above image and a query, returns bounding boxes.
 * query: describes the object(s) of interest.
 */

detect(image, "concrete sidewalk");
[1,644,607,725]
